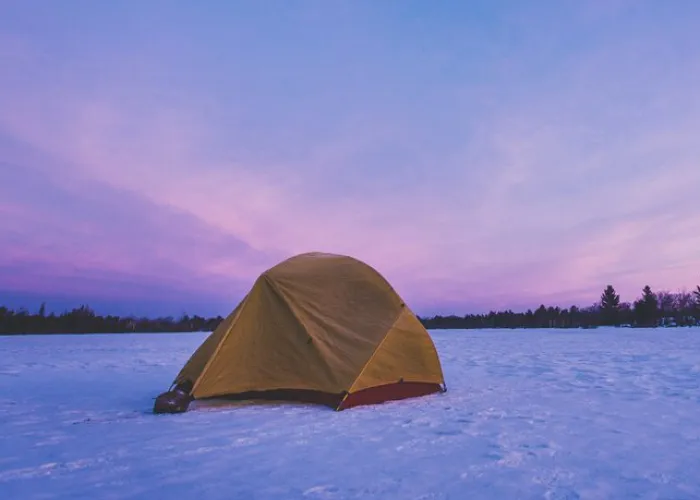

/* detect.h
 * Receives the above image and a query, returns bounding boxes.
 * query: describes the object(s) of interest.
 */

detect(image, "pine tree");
[534,304,548,328]
[568,305,580,328]
[634,285,659,327]
[600,285,620,326]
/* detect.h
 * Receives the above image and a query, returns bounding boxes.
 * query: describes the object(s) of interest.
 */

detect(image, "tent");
[154,252,446,413]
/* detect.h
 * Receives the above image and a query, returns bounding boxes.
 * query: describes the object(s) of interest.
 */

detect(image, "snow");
[2,328,700,499]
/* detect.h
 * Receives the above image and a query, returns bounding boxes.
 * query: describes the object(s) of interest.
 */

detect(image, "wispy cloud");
[0,150,275,310]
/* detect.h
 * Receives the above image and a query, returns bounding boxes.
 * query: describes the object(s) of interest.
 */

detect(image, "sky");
[1,1,699,317]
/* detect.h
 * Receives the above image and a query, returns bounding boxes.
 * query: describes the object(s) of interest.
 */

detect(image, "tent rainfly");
[154,252,446,413]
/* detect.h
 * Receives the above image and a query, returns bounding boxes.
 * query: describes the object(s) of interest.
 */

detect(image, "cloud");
[0,85,456,268]
[0,142,277,314]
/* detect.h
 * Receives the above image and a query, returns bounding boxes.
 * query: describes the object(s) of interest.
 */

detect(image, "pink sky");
[1,2,699,316]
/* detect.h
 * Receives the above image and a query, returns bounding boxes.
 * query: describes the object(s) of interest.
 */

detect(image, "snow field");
[1,328,700,499]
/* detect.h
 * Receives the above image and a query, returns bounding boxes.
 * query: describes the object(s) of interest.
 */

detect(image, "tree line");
[1,285,699,334]
[419,285,700,329]
[0,304,223,335]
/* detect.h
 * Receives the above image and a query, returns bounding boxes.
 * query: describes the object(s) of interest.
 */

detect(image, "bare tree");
[673,290,693,311]
[657,290,674,313]
[656,290,675,325]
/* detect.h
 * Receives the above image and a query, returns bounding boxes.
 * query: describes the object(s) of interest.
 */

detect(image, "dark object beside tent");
[154,381,193,414]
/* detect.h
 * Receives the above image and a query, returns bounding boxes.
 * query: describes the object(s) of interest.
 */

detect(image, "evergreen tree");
[569,305,580,328]
[524,309,535,327]
[600,285,621,325]
[633,285,659,327]
[534,304,548,328]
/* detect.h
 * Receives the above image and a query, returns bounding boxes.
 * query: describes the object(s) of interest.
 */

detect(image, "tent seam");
[341,259,411,400]
[344,308,406,398]
[263,274,309,332]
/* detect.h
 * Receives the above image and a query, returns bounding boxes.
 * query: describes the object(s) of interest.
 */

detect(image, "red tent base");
[338,382,444,410]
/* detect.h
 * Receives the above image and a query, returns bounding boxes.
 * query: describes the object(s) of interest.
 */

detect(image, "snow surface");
[2,328,700,499]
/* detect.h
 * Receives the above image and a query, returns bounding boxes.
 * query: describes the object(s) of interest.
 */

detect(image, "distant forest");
[1,285,700,335]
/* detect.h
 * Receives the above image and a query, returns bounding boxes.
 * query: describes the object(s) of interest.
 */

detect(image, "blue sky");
[1,1,699,316]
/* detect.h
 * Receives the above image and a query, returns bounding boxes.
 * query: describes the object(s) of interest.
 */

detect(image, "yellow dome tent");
[154,252,446,413]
